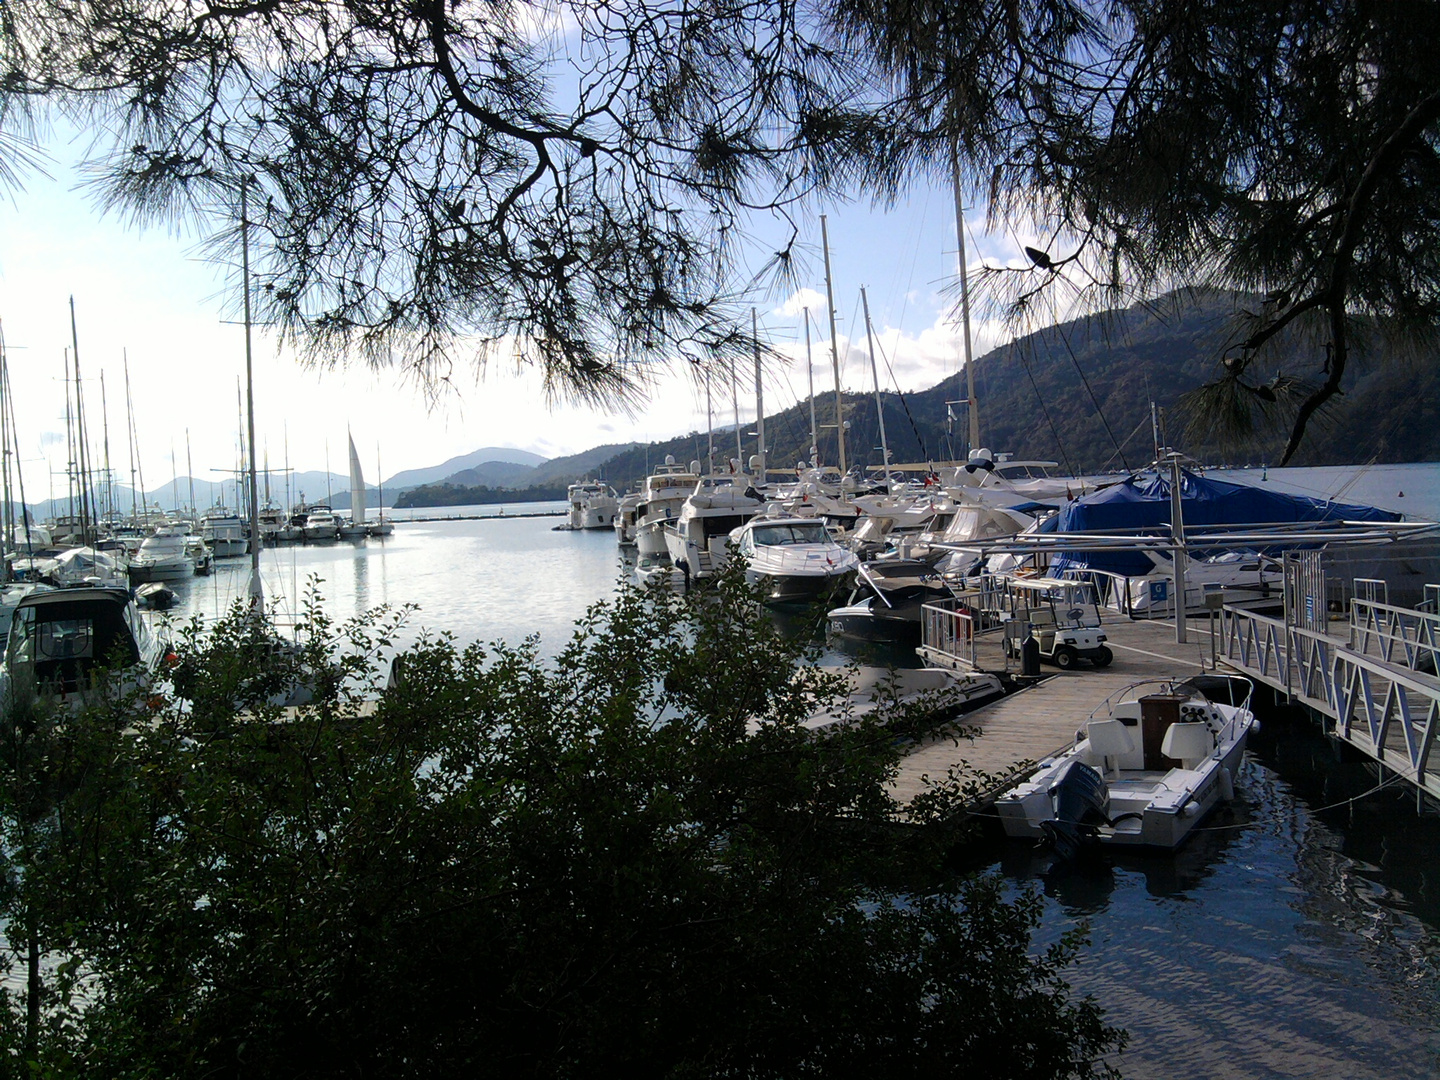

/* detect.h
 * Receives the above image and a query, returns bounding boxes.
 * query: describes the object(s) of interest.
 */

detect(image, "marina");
[3,475,1440,1076]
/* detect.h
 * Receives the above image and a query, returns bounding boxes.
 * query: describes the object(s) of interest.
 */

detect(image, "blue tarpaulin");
[1051,470,1401,577]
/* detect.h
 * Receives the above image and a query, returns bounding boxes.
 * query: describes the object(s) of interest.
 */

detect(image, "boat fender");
[1218,765,1235,803]
[1181,800,1202,818]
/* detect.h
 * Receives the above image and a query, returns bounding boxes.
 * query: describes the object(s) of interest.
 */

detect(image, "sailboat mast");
[100,371,114,522]
[804,309,818,465]
[123,351,139,522]
[186,431,196,520]
[705,368,713,474]
[730,363,741,470]
[861,288,891,486]
[69,298,96,544]
[63,349,76,526]
[241,179,262,601]
[752,308,765,481]
[951,149,980,455]
[820,214,847,474]
[0,322,11,567]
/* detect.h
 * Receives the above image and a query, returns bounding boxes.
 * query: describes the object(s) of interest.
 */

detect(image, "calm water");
[153,468,1440,1078]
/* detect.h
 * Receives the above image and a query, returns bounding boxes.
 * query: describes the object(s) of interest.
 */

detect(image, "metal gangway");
[1217,555,1440,804]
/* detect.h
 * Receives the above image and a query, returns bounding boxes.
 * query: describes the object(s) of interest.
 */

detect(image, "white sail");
[348,434,366,523]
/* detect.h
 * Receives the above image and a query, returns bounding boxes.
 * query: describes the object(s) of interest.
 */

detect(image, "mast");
[100,371,112,522]
[704,367,713,474]
[63,348,76,526]
[752,308,766,482]
[730,362,741,470]
[68,298,96,544]
[186,431,196,521]
[804,309,818,466]
[241,178,262,604]
[950,149,980,454]
[820,214,846,473]
[0,322,11,569]
[123,352,141,522]
[861,287,891,487]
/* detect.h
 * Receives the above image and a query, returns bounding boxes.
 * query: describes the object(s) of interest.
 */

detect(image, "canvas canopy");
[1050,470,1401,577]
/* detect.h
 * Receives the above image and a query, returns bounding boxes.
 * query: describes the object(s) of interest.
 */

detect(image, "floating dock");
[891,614,1217,807]
[893,577,1440,810]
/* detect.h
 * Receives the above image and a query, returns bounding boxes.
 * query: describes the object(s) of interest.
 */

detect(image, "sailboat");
[338,433,368,539]
[367,445,394,537]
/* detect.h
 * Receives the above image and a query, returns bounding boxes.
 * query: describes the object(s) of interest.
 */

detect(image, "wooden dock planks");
[892,615,1214,807]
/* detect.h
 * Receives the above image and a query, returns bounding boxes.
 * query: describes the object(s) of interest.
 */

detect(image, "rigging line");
[872,326,931,462]
[1097,414,1154,473]
[1054,319,1131,472]
[1016,343,1078,478]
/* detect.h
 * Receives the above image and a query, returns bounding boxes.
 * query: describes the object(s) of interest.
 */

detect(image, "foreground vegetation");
[0,573,1123,1077]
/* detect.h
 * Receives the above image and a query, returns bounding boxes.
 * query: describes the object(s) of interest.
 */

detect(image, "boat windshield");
[751,523,831,546]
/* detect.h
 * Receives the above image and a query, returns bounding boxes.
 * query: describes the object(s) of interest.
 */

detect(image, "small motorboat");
[993,675,1256,859]
[135,581,179,610]
[827,559,951,645]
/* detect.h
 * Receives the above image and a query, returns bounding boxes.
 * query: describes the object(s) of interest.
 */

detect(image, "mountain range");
[27,290,1438,519]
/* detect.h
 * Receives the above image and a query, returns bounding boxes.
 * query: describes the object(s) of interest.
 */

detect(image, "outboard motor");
[1039,760,1110,863]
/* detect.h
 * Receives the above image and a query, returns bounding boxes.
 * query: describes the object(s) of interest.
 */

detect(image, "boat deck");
[891,612,1220,808]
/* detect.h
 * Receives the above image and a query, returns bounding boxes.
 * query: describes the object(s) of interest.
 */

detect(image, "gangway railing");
[1350,595,1440,674]
[1219,605,1440,801]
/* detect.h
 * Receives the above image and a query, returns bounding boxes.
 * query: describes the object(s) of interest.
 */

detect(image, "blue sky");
[1,134,1033,490]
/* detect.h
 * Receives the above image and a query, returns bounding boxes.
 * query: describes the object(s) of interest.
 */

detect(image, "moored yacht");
[302,505,340,542]
[729,516,859,603]
[128,524,198,582]
[663,471,762,581]
[633,457,701,558]
[567,481,620,530]
[200,507,249,558]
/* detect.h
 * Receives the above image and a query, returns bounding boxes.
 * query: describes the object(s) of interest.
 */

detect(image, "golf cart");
[1000,577,1112,670]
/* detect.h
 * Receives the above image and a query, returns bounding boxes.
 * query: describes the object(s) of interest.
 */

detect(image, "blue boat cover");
[1051,470,1400,576]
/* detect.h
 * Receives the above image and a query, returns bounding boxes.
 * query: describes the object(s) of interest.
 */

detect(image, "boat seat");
[1086,718,1135,778]
[1160,721,1215,770]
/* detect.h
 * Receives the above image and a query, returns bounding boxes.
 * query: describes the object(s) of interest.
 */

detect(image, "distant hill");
[578,290,1440,491]
[385,446,548,491]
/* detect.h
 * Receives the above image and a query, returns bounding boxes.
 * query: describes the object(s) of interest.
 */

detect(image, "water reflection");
[149,511,1440,1078]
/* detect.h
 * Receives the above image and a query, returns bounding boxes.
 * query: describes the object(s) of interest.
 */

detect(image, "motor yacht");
[728,515,859,603]
[567,481,620,530]
[200,507,249,558]
[128,524,198,582]
[632,458,700,557]
[302,505,340,542]
[663,472,762,581]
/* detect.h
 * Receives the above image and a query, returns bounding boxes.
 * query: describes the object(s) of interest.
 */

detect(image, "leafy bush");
[0,571,1122,1078]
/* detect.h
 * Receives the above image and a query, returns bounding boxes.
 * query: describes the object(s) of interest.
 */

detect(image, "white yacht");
[662,472,762,580]
[994,676,1256,859]
[729,516,859,603]
[200,507,249,558]
[302,505,340,542]
[128,524,198,582]
[633,458,700,558]
[614,492,642,546]
[567,481,619,530]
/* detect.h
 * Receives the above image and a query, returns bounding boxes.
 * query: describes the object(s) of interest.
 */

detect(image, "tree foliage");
[0,573,1123,1078]
[840,0,1440,462]
[9,1,1433,460]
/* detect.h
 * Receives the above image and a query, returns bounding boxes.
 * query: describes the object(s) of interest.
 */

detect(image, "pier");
[895,564,1440,810]
[892,612,1217,806]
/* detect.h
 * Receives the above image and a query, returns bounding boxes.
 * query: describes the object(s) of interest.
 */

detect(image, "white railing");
[1219,605,1440,800]
[1350,596,1440,674]
[920,598,980,669]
